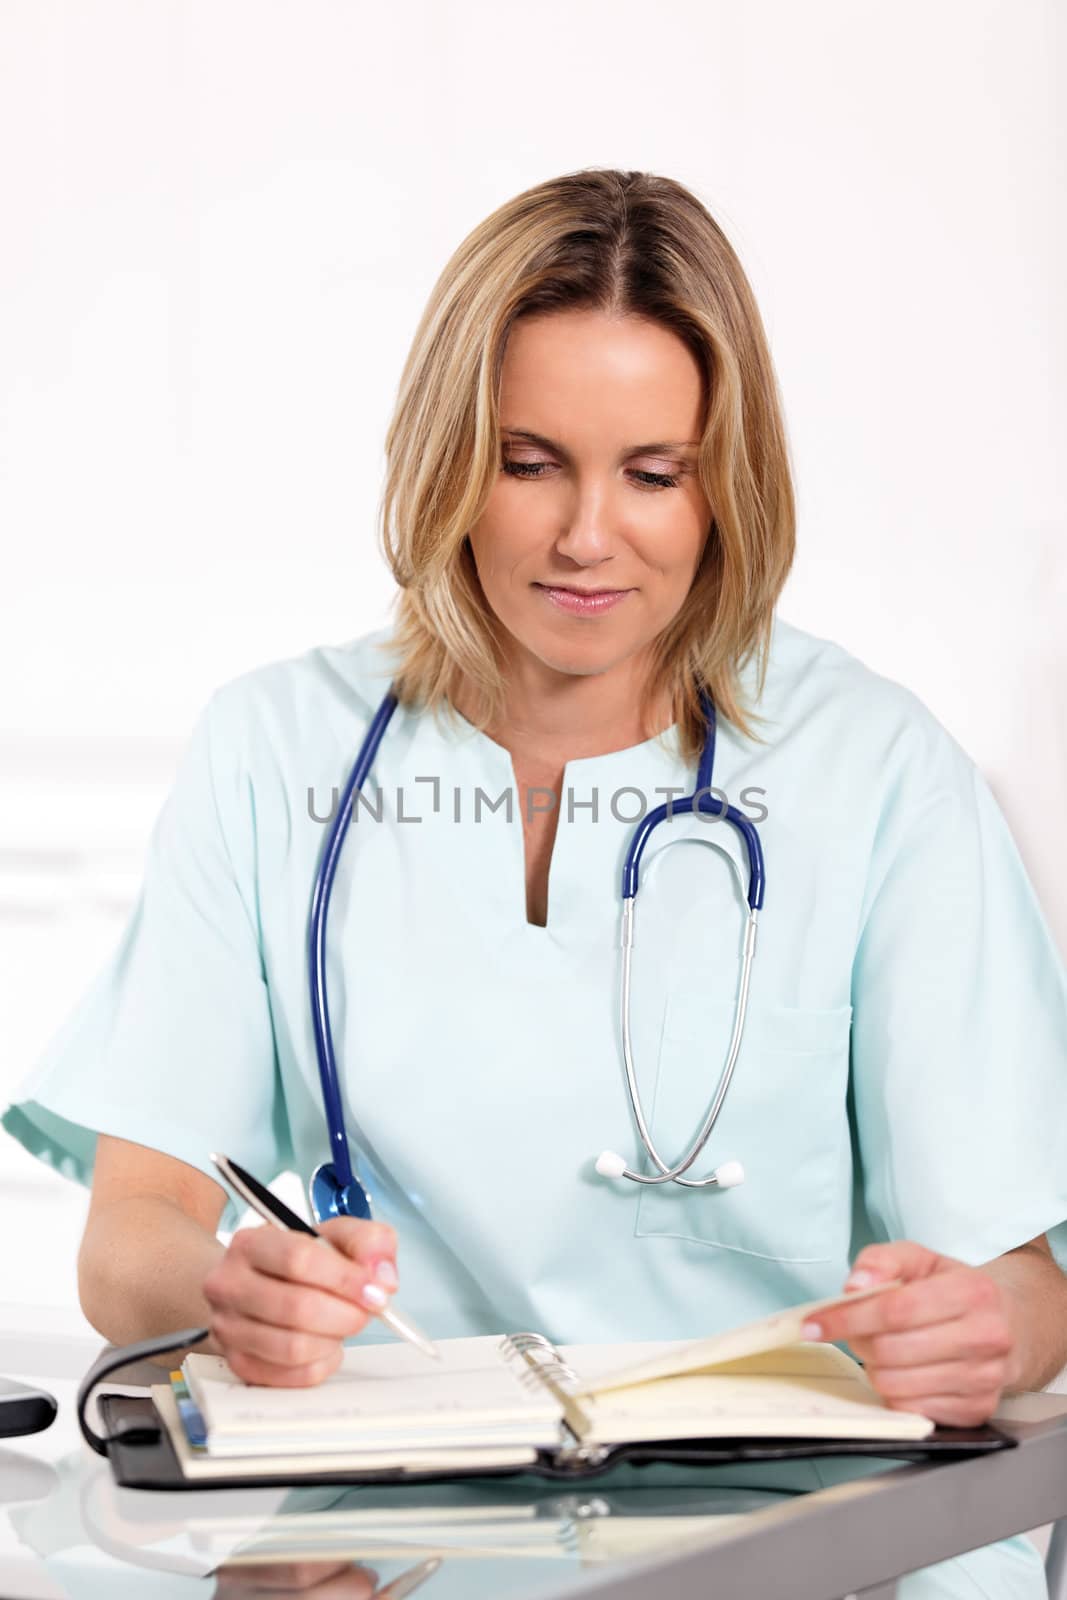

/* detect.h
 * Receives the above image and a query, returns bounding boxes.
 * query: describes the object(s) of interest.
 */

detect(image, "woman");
[5,169,1067,1597]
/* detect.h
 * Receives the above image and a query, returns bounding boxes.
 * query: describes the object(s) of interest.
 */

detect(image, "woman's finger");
[815,1269,996,1346]
[224,1342,346,1390]
[886,1391,1003,1428]
[210,1309,353,1370]
[317,1216,398,1269]
[867,1356,1008,1400]
[205,1258,378,1335]
[217,1226,394,1308]
[848,1310,1015,1371]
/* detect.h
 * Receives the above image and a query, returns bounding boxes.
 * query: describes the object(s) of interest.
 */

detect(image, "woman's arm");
[77,1133,402,1383]
[78,1134,229,1363]
[980,1233,1067,1391]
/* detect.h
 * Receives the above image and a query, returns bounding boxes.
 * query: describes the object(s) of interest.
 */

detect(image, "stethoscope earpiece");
[710,1159,745,1189]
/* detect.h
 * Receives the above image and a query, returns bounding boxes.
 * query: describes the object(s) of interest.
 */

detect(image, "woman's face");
[467,309,712,692]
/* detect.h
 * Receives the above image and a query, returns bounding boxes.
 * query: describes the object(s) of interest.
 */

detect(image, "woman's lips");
[534,584,633,616]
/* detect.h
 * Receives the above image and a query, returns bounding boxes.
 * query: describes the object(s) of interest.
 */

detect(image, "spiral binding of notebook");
[497,1334,604,1464]
[498,1333,581,1390]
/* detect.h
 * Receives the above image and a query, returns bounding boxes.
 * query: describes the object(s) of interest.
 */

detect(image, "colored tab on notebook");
[169,1368,207,1450]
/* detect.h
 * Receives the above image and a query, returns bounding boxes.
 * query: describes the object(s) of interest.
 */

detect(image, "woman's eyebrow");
[501,427,700,456]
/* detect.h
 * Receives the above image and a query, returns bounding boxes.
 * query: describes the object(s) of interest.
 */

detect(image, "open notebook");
[81,1276,1015,1488]
[134,1278,972,1483]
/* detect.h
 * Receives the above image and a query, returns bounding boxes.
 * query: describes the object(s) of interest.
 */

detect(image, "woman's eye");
[632,468,680,489]
[501,459,679,490]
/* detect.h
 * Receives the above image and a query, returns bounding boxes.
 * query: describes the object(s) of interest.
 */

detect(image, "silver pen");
[210,1152,440,1361]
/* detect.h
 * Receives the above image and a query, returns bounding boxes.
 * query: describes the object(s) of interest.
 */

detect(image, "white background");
[0,0,1064,1347]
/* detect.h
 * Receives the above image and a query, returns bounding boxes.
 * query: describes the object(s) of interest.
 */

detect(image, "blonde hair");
[375,166,795,765]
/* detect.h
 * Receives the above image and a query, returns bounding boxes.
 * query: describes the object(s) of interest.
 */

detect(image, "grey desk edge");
[537,1399,1067,1600]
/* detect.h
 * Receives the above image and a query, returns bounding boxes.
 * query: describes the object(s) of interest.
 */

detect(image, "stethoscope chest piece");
[309,1161,373,1223]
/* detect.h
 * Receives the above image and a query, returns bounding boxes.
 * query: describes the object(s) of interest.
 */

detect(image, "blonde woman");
[6,169,1066,1598]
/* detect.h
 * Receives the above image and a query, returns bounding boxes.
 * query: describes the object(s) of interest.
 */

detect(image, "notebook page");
[571,1344,935,1443]
[183,1334,561,1453]
[153,1386,541,1481]
[567,1277,905,1396]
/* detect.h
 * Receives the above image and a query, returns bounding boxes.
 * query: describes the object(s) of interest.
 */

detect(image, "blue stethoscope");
[307,686,765,1223]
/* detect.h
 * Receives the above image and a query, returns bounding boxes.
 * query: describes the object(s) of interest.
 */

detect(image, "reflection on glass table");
[6,1446,912,1599]
[212,1554,442,1600]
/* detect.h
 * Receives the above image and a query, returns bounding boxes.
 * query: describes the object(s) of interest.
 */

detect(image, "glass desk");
[2,1314,1065,1600]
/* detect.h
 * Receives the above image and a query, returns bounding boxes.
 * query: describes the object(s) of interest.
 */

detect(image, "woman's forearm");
[77,1193,227,1363]
[982,1240,1067,1391]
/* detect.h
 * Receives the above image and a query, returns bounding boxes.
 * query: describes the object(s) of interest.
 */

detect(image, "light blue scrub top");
[7,614,1065,1598]
[6,616,1067,1345]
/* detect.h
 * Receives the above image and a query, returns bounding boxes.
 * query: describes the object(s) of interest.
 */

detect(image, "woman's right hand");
[201,1218,399,1386]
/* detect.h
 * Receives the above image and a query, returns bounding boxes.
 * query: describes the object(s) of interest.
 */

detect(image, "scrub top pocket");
[633,993,853,1263]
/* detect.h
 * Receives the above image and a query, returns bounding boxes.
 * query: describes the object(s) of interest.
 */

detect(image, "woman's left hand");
[802,1241,1026,1426]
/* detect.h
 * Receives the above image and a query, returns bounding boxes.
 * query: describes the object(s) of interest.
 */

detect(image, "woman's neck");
[456,652,675,765]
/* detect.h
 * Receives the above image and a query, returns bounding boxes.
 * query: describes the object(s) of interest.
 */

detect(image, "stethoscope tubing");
[307,684,763,1213]
[307,686,399,1192]
[617,900,758,1184]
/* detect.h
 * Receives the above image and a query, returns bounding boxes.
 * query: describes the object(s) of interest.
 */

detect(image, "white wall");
[1,0,1064,1328]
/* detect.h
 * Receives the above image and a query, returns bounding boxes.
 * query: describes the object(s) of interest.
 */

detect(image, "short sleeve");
[1,685,290,1233]
[848,718,1067,1275]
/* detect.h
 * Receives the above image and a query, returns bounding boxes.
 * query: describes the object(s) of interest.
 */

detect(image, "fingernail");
[800,1321,823,1340]
[846,1270,875,1290]
[360,1282,388,1310]
[375,1259,399,1290]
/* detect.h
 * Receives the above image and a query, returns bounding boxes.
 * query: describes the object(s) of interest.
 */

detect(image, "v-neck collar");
[395,694,705,953]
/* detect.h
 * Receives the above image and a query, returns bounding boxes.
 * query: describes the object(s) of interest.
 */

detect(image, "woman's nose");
[552,479,623,561]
